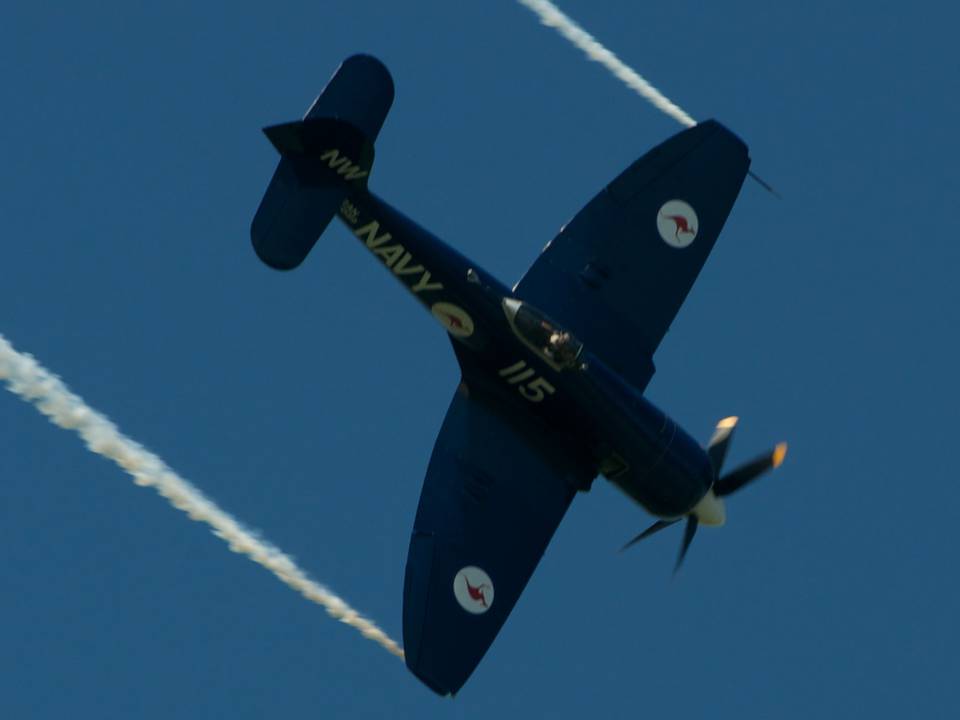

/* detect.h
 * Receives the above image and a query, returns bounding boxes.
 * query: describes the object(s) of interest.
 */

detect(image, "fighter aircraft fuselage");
[341,190,713,519]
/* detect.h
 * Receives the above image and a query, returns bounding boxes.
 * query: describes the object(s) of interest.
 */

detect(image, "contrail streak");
[517,0,697,128]
[0,333,404,659]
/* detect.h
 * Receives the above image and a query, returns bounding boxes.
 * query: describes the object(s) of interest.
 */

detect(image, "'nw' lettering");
[320,149,368,181]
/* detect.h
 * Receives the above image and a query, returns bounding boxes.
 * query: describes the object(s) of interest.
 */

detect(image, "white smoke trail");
[0,332,404,659]
[517,0,697,128]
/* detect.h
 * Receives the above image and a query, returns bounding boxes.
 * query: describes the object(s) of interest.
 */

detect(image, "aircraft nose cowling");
[608,410,715,518]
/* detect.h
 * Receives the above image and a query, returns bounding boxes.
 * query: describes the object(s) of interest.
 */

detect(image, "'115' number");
[499,361,556,403]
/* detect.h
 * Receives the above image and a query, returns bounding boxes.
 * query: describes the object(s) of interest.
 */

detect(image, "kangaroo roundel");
[431,302,475,338]
[453,566,494,614]
[656,200,699,248]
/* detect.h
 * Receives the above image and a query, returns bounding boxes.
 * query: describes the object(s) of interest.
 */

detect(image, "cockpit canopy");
[503,298,583,370]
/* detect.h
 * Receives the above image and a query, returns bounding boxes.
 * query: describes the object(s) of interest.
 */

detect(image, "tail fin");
[251,55,394,270]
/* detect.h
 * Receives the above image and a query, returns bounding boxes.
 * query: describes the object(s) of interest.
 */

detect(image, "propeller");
[715,441,788,498]
[620,416,787,573]
[621,519,679,551]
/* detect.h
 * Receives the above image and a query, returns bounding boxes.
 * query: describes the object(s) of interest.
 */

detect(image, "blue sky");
[2,1,958,717]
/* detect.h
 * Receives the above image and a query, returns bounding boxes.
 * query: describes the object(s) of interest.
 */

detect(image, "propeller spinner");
[620,416,787,573]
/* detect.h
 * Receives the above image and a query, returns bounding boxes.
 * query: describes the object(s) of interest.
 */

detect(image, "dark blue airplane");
[251,55,787,697]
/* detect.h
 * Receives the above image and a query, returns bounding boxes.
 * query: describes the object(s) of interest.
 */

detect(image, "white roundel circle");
[656,199,699,249]
[453,566,494,614]
[431,302,475,338]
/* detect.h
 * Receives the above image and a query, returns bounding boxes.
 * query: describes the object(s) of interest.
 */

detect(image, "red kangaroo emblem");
[463,576,490,607]
[440,310,463,329]
[660,212,697,240]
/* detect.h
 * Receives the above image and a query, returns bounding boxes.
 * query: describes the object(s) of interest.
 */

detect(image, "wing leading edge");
[515,120,750,392]
[403,384,593,695]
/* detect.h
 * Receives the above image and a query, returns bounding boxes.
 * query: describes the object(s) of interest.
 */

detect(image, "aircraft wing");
[403,383,592,695]
[514,120,750,392]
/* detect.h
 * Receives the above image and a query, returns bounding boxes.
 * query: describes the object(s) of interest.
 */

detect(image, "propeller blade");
[706,416,739,474]
[715,442,788,497]
[620,519,679,552]
[674,516,699,573]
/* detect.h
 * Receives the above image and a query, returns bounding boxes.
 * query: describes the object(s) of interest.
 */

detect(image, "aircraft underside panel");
[515,120,750,391]
[402,382,592,695]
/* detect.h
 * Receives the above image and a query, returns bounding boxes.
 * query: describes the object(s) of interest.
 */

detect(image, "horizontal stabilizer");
[251,160,346,270]
[262,118,371,163]
[303,54,394,141]
[251,54,395,271]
